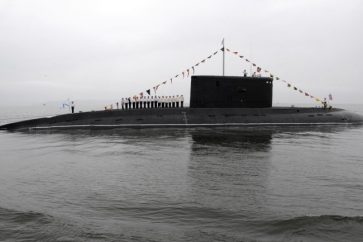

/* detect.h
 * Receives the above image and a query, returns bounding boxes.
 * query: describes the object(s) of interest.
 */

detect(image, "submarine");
[1,75,362,131]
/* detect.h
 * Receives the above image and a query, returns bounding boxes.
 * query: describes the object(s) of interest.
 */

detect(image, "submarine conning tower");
[190,75,273,108]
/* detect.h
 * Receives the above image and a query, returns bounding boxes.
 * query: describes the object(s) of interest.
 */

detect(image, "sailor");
[176,95,180,108]
[243,69,247,77]
[116,102,119,109]
[158,96,162,108]
[139,97,143,109]
[172,96,176,108]
[165,96,169,108]
[150,96,154,108]
[128,97,131,109]
[256,67,262,77]
[154,96,158,108]
[121,98,125,110]
[132,97,135,109]
[146,96,149,108]
[160,96,164,108]
[143,97,147,109]
[71,101,75,113]
[180,95,184,108]
[323,98,328,109]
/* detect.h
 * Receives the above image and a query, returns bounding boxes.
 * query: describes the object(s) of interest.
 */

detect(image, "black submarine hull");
[1,107,362,131]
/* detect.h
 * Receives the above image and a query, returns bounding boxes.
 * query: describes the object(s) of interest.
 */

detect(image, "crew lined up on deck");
[110,95,184,110]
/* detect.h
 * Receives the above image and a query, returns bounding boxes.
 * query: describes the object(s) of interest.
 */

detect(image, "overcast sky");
[0,0,362,108]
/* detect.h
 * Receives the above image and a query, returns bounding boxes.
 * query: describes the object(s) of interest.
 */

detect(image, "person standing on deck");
[154,96,158,108]
[71,101,75,113]
[176,95,180,108]
[180,95,184,108]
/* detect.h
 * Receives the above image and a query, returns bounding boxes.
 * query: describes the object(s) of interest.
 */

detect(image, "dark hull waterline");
[1,107,363,131]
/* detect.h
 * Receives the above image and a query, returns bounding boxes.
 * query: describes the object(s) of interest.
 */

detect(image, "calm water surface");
[0,106,363,242]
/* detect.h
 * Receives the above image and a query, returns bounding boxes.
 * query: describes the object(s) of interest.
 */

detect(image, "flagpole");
[222,39,225,76]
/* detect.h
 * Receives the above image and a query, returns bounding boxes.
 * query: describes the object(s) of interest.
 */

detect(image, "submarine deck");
[1,107,362,131]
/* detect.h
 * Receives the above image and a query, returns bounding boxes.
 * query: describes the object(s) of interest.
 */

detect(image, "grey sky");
[0,0,362,108]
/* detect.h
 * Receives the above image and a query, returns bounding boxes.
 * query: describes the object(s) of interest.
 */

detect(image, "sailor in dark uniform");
[176,95,180,108]
[154,96,158,108]
[71,101,75,113]
[180,95,184,108]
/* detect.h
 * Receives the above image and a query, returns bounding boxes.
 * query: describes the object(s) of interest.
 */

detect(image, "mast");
[222,38,225,76]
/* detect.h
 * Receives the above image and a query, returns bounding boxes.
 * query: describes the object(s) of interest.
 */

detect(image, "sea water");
[0,105,363,242]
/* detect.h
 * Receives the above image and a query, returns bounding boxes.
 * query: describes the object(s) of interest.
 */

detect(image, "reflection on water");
[1,124,363,241]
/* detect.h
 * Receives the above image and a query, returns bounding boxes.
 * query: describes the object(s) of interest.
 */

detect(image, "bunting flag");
[226,46,326,105]
[146,89,150,95]
[170,78,173,84]
[192,66,195,74]
[195,63,200,66]
[175,74,179,78]
[182,71,185,78]
[305,93,309,96]
[201,59,206,63]
[162,81,167,84]
[187,69,190,77]
[213,51,218,55]
[207,55,212,59]
[257,67,261,72]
